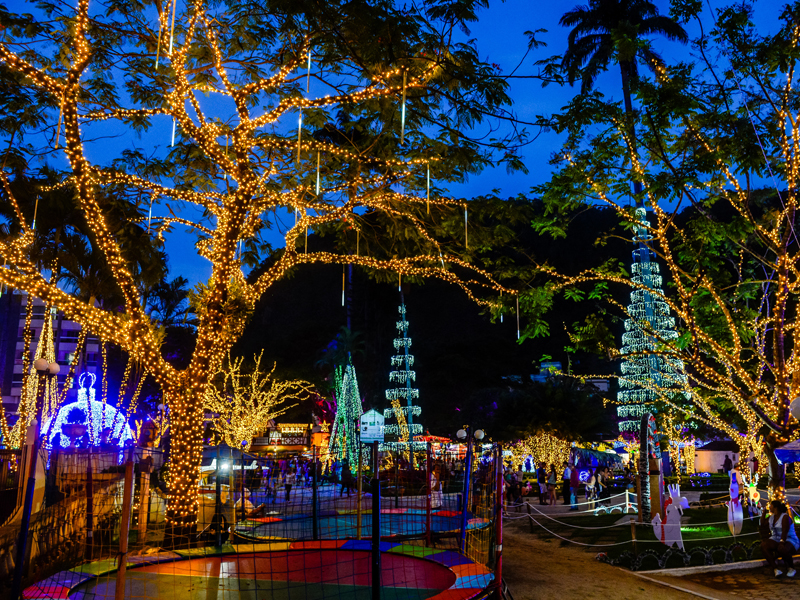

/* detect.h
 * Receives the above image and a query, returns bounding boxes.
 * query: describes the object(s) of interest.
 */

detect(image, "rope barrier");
[522,513,762,547]
[524,514,634,547]
[522,503,631,529]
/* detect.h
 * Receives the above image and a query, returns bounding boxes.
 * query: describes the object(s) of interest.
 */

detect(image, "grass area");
[516,506,764,569]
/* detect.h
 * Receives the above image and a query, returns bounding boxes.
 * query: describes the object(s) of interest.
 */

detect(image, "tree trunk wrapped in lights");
[530,4,800,499]
[0,0,520,530]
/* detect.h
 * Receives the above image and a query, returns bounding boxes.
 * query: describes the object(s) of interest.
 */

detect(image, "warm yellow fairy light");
[0,0,518,527]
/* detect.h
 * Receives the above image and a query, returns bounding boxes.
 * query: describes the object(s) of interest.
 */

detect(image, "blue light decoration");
[617,208,690,435]
[43,373,134,448]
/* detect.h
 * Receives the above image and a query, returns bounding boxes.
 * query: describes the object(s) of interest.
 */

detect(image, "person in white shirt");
[561,462,571,506]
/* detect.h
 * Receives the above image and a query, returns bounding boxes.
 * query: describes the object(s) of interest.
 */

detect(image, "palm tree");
[560,0,687,195]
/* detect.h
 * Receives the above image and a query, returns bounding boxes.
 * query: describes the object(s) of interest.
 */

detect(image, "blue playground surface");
[233,508,489,542]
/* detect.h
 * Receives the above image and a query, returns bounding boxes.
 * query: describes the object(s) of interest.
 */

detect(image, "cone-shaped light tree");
[617,209,690,435]
[328,362,362,466]
[383,297,425,448]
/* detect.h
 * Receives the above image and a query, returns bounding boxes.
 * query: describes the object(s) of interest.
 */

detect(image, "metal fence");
[3,441,502,600]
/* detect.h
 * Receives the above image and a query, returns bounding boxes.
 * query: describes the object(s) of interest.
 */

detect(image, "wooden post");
[115,449,135,600]
[630,517,638,558]
[138,455,152,545]
[357,444,363,540]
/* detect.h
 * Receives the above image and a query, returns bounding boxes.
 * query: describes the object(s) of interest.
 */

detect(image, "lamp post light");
[11,358,59,600]
[457,426,484,554]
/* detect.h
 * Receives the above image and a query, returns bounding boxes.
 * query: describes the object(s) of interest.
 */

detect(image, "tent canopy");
[775,440,800,465]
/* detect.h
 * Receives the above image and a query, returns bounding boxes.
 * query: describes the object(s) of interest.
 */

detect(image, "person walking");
[536,462,548,505]
[761,500,799,577]
[547,464,558,506]
[569,464,581,511]
[561,461,571,506]
[340,461,353,497]
[431,466,443,509]
[284,466,296,503]
[723,454,733,475]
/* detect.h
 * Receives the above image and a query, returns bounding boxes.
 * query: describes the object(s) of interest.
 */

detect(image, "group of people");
[529,462,618,508]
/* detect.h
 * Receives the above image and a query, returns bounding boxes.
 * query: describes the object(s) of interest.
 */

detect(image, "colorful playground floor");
[25,541,494,600]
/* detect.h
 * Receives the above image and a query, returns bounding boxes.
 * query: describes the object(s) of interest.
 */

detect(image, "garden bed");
[518,506,764,571]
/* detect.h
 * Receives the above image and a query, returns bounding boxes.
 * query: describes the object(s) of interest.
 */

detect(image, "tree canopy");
[523,1,800,496]
[0,0,528,531]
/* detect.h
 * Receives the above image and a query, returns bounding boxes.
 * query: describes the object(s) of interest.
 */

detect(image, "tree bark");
[764,435,786,500]
[619,60,643,199]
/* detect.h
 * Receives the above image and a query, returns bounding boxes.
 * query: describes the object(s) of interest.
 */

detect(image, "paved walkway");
[643,566,800,600]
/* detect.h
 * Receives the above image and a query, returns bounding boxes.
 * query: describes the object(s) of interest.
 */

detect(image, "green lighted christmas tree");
[618,208,690,434]
[328,362,363,465]
[383,297,425,450]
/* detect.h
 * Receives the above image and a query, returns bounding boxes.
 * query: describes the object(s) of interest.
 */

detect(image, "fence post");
[493,443,503,599]
[371,440,381,600]
[114,448,135,600]
[394,457,399,509]
[85,446,93,560]
[312,446,319,541]
[357,444,363,540]
[425,443,432,547]
[630,517,638,558]
[459,436,474,554]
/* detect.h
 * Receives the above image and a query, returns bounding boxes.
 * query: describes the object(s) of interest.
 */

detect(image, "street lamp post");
[457,426,484,554]
[11,358,59,600]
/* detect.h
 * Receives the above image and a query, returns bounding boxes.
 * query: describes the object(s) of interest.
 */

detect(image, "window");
[60,330,80,343]
[11,374,23,385]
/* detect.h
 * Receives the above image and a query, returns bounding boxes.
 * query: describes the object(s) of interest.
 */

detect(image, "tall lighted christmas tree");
[617,208,690,435]
[383,298,425,449]
[328,362,363,465]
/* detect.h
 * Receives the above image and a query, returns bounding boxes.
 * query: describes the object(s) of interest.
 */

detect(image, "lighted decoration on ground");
[617,209,690,435]
[652,483,689,551]
[727,472,743,535]
[328,362,363,465]
[43,373,134,448]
